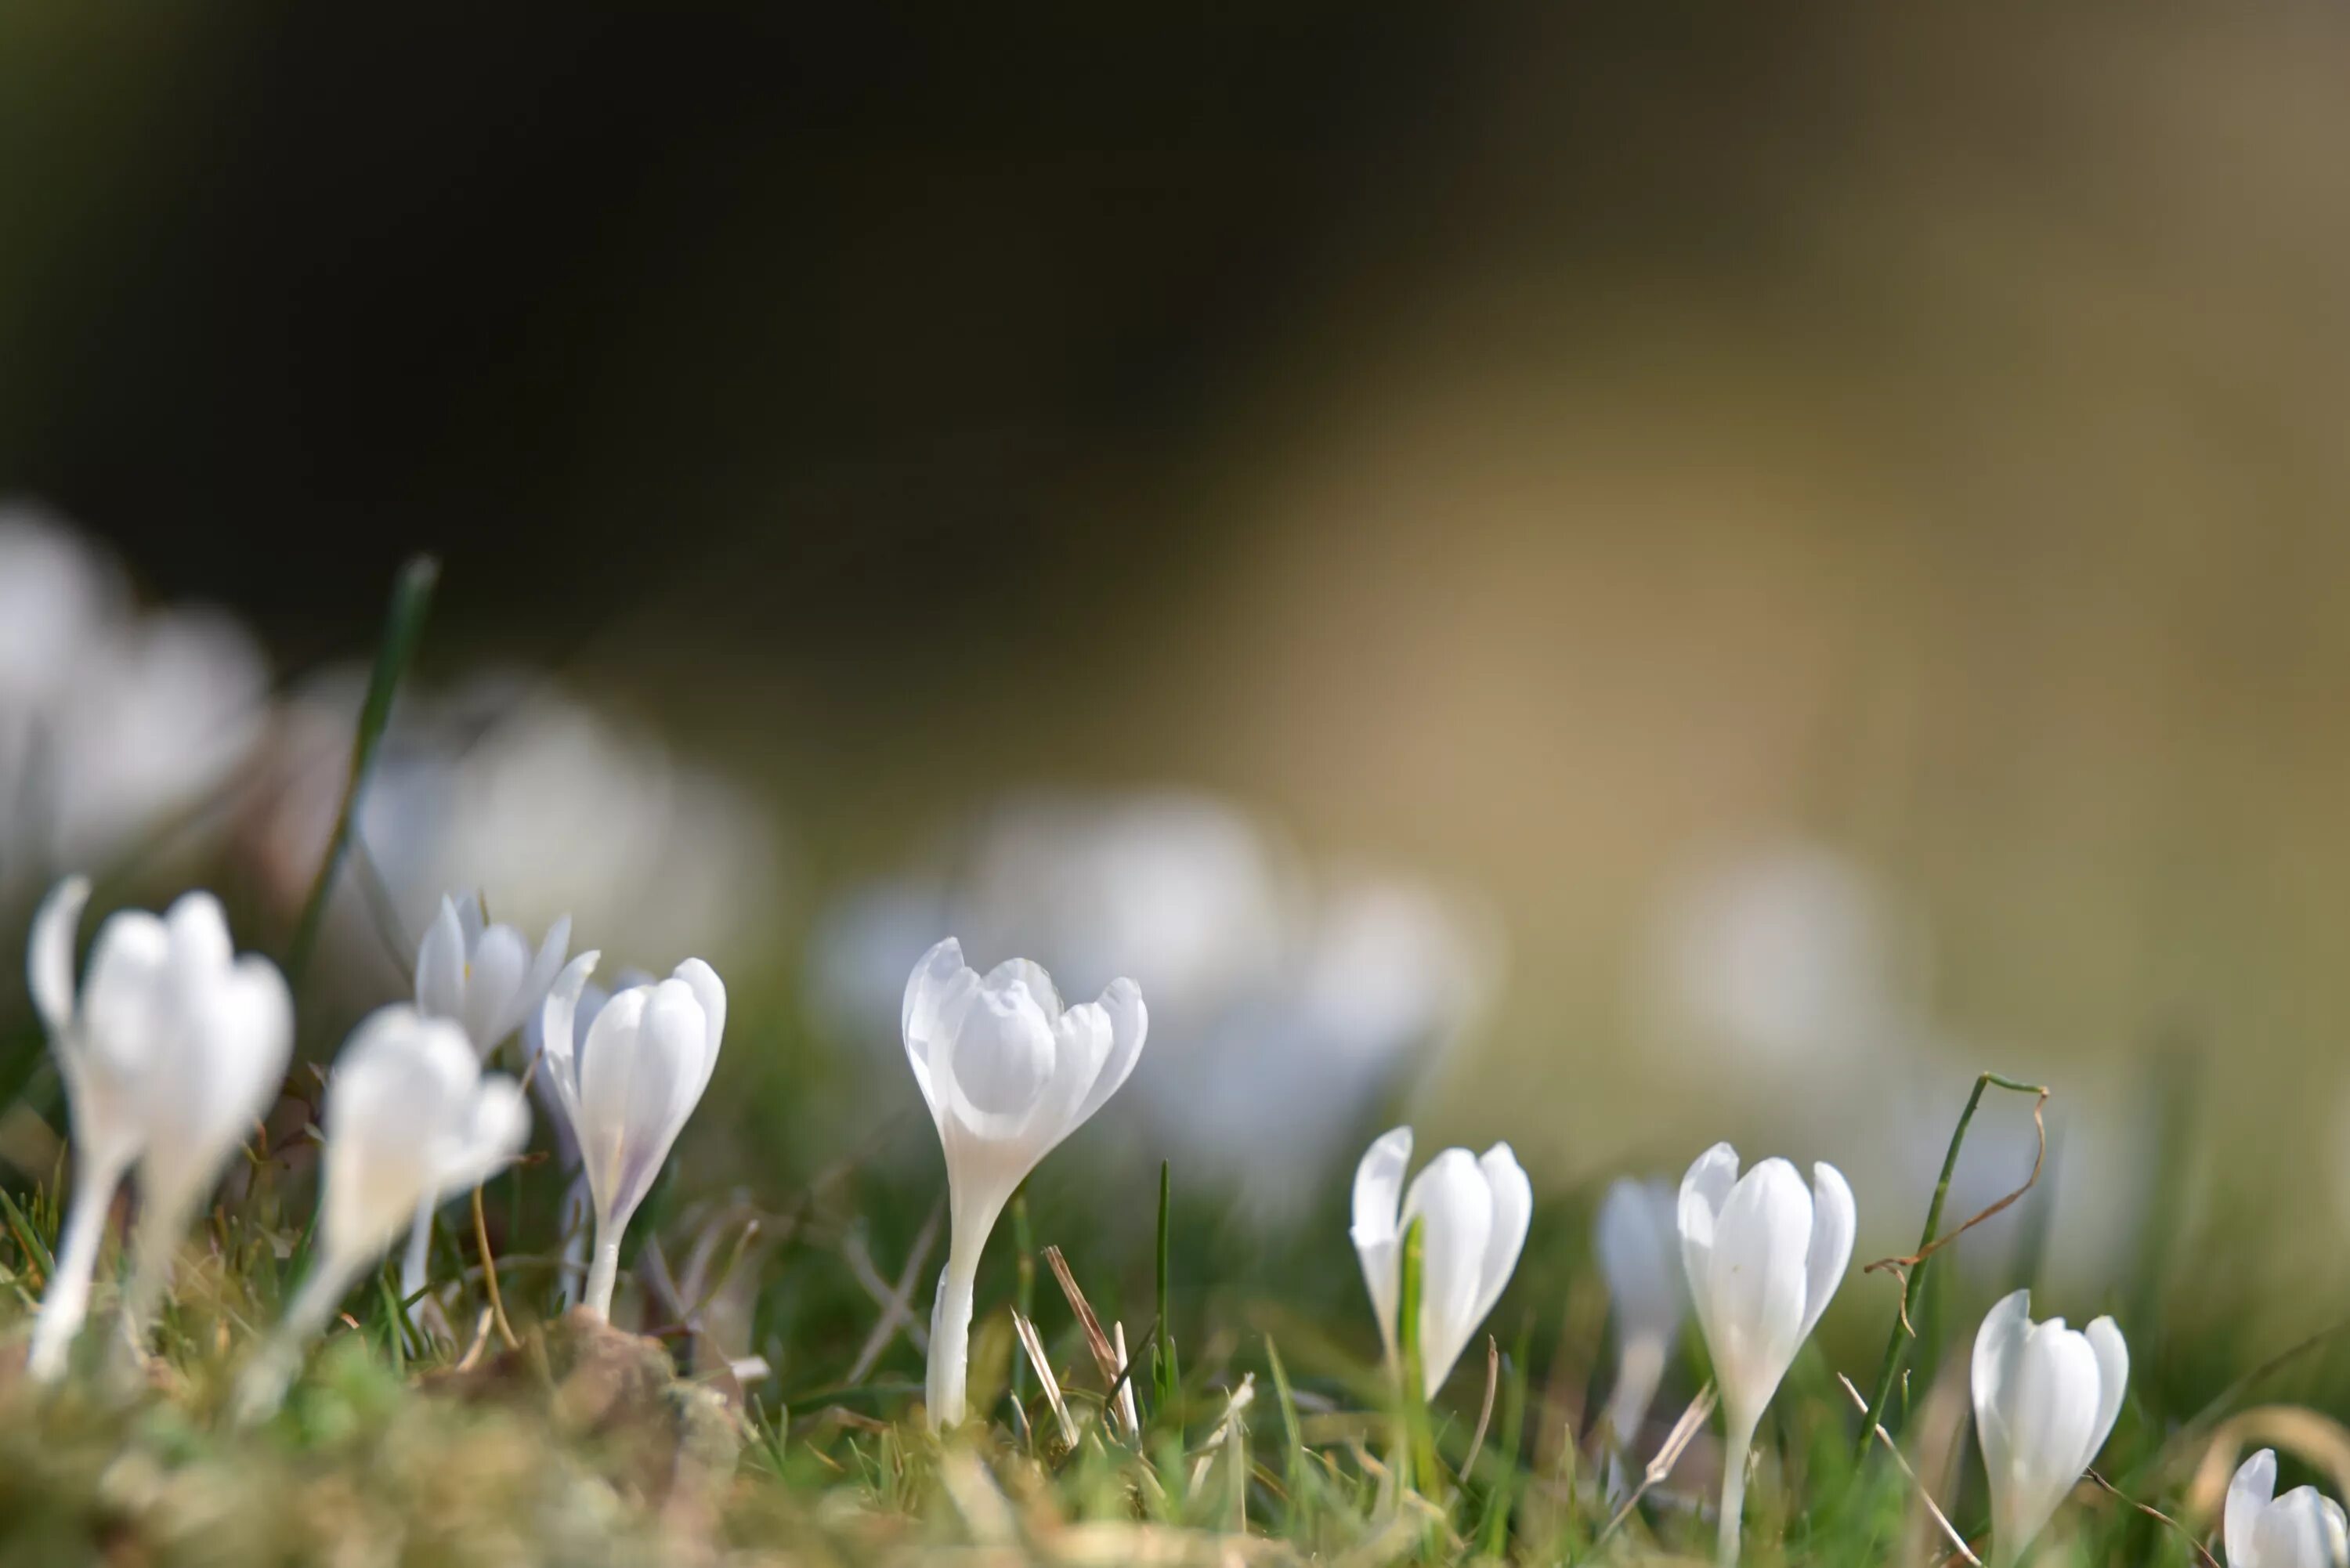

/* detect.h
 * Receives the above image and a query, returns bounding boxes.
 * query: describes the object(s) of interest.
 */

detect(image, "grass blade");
[1152,1159,1179,1424]
[284,555,439,988]
[1855,1070,2048,1457]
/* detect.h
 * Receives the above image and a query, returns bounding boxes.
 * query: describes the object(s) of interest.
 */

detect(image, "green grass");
[0,1080,2341,1568]
[0,558,2334,1564]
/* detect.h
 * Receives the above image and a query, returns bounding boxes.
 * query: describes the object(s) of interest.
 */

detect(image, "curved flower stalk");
[1678,1143,1855,1566]
[1972,1288,2128,1568]
[2227,1449,2349,1568]
[902,938,1146,1428]
[536,952,726,1319]
[24,877,291,1384]
[236,1006,528,1421]
[1596,1176,1685,1477]
[1350,1126,1531,1400]
[400,891,569,1301]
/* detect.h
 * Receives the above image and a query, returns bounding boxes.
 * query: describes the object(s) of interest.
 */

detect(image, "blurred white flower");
[0,508,267,885]
[1350,1126,1531,1400]
[0,504,121,710]
[1972,1288,2127,1568]
[400,889,571,1300]
[2226,1450,2348,1568]
[237,1005,529,1420]
[255,670,780,977]
[1648,840,1923,1072]
[538,952,727,1319]
[1596,1176,1684,1465]
[808,791,1497,1212]
[1678,1142,1855,1566]
[902,938,1146,1427]
[25,876,291,1382]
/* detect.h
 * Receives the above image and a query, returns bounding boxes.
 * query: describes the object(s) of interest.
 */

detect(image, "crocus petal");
[672,957,728,1098]
[1998,1321,2102,1553]
[1676,1141,1741,1342]
[902,937,974,1119]
[1799,1161,1855,1344]
[933,977,1058,1141]
[539,952,600,1126]
[1972,1288,2034,1484]
[2257,1488,2345,1568]
[519,915,574,1024]
[1703,1158,1813,1420]
[80,909,172,1086]
[143,955,294,1212]
[1352,1126,1412,1366]
[1472,1143,1531,1325]
[2229,1449,2277,1568]
[2081,1315,2128,1473]
[576,988,651,1211]
[416,896,468,1024]
[161,891,234,972]
[1402,1147,1495,1396]
[28,874,89,1039]
[443,1075,530,1195]
[1071,977,1147,1127]
[463,923,532,1049]
[982,956,1061,1015]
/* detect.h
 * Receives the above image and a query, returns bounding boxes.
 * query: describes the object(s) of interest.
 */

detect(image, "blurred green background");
[5,0,2349,1363]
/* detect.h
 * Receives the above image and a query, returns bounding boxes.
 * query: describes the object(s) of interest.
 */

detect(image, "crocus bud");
[1678,1142,1855,1566]
[2227,1450,2348,1568]
[1350,1126,1531,1400]
[236,1006,528,1421]
[537,952,726,1319]
[401,891,568,1300]
[1972,1288,2127,1568]
[902,938,1146,1428]
[1596,1176,1685,1468]
[25,876,291,1383]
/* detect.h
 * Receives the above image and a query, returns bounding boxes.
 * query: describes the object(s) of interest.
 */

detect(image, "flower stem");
[27,1162,124,1384]
[234,1249,360,1423]
[1603,1333,1668,1499]
[116,1195,195,1371]
[927,1255,977,1429]
[398,1198,433,1311]
[583,1218,623,1321]
[1717,1407,1758,1568]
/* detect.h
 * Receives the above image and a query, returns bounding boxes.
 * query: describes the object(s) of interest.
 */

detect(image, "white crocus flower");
[414,891,572,1056]
[1596,1176,1686,1473]
[2227,1450,2349,1568]
[25,876,291,1383]
[1678,1143,1856,1566]
[902,938,1147,1428]
[1971,1288,2128,1568]
[537,952,726,1319]
[236,1006,529,1421]
[400,891,569,1301]
[1350,1126,1531,1400]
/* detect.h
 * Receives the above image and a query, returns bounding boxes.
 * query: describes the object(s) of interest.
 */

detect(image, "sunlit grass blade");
[1152,1159,1179,1425]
